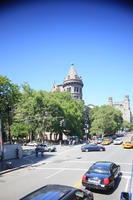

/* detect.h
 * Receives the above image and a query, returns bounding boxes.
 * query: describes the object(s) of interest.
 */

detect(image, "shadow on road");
[0,152,56,174]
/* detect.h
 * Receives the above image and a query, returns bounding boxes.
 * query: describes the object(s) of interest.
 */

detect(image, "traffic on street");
[0,133,133,200]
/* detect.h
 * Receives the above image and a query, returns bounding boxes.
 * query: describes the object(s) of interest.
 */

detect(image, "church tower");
[63,64,83,100]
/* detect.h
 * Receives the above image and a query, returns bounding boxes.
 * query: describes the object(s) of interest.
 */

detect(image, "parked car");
[37,143,56,152]
[113,138,123,145]
[82,161,120,191]
[20,184,94,200]
[27,141,38,147]
[81,144,105,152]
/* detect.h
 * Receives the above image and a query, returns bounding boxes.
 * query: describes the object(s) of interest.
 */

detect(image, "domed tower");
[63,64,83,100]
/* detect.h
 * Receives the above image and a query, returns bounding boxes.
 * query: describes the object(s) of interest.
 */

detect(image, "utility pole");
[0,109,4,161]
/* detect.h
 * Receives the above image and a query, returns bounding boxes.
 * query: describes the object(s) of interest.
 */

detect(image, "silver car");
[39,144,56,152]
[113,138,123,145]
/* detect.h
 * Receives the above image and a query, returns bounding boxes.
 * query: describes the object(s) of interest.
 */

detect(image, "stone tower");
[52,64,83,100]
[124,95,130,110]
[108,95,132,123]
[63,64,84,100]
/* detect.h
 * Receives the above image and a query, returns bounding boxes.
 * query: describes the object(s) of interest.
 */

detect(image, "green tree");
[0,75,21,142]
[89,105,123,137]
[122,120,132,131]
[12,83,37,141]
[51,91,85,138]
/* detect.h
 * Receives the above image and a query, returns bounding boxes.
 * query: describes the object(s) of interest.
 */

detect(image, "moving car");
[20,184,94,200]
[81,143,105,152]
[101,138,111,145]
[113,138,123,145]
[122,141,133,149]
[37,143,56,152]
[82,161,120,191]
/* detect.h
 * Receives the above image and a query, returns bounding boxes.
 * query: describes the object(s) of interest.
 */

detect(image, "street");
[0,134,133,200]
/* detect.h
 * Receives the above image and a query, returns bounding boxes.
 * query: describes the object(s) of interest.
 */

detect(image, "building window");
[67,87,71,92]
[74,87,79,93]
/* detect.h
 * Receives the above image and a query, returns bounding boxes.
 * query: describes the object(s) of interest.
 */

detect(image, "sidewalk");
[0,153,46,175]
[0,144,79,175]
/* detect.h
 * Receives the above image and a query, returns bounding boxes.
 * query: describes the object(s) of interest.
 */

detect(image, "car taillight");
[104,178,109,185]
[82,175,86,181]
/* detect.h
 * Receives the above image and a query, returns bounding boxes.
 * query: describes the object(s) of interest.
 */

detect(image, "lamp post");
[85,123,89,141]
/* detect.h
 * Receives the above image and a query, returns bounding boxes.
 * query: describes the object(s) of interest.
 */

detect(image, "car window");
[89,166,110,174]
[69,190,90,200]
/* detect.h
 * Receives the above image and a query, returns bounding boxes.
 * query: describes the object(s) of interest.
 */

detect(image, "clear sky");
[0,0,133,111]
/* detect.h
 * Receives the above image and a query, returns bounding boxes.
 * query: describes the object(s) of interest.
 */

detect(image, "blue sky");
[0,1,133,111]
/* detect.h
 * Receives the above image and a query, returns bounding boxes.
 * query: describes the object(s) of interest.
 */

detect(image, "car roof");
[20,184,75,200]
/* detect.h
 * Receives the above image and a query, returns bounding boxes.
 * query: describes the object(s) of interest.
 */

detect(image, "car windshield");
[115,138,121,141]
[89,166,110,174]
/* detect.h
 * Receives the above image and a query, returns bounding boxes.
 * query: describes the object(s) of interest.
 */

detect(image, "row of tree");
[0,74,132,143]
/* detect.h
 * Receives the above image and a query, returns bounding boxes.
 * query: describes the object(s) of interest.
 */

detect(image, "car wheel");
[100,148,103,151]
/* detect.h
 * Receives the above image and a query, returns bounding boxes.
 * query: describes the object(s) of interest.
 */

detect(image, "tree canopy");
[10,84,86,141]
[89,105,123,136]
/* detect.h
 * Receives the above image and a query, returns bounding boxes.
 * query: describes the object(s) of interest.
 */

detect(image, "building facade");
[52,64,83,100]
[108,95,132,123]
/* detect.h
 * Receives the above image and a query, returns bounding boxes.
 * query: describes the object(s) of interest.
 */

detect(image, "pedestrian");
[35,147,38,157]
[16,147,19,159]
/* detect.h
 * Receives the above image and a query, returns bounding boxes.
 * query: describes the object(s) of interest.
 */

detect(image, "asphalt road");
[0,134,133,200]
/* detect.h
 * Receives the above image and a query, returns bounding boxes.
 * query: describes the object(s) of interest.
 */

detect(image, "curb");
[0,164,31,175]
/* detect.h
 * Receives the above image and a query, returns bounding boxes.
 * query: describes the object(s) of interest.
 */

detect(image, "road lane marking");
[29,167,131,177]
[45,169,64,179]
[74,179,82,188]
[29,167,88,171]
[125,177,130,192]
[121,171,131,174]
[65,160,132,166]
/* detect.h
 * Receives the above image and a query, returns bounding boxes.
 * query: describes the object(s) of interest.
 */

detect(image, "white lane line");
[29,167,131,177]
[45,169,64,179]
[121,171,131,174]
[30,167,88,171]
[120,175,131,179]
[65,160,132,166]
[125,177,130,192]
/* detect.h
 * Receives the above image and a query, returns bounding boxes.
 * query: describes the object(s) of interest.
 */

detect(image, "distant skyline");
[0,1,133,111]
